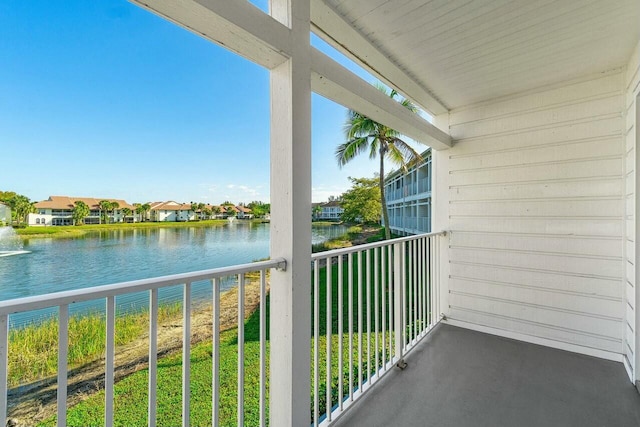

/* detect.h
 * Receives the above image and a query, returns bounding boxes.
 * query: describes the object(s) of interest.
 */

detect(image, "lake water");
[0,223,348,327]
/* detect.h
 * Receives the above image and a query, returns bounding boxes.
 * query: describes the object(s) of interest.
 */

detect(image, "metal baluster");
[105,297,115,427]
[57,304,69,427]
[212,278,220,427]
[182,282,192,427]
[149,290,158,427]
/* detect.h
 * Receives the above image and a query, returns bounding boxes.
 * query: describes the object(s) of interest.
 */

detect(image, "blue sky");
[0,0,398,204]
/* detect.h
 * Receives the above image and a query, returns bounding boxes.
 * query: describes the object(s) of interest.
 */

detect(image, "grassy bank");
[27,258,388,426]
[8,304,182,387]
[312,224,385,252]
[15,220,234,239]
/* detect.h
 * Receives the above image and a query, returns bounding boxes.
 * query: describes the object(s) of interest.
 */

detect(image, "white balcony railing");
[310,232,444,426]
[0,232,444,427]
[0,258,286,427]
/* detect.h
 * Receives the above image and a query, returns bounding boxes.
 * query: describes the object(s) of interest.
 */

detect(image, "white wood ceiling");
[321,0,640,110]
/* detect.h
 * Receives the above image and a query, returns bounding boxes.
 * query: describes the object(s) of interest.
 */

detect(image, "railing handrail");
[310,230,445,260]
[0,258,287,316]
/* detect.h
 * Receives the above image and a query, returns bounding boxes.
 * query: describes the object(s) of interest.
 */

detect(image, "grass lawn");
[34,258,393,427]
[8,305,182,387]
[15,220,233,239]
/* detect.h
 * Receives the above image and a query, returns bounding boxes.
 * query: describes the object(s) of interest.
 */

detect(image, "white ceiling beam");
[311,48,452,150]
[311,0,448,116]
[131,0,292,69]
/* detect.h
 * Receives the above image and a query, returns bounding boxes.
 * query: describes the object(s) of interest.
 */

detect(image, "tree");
[72,201,90,225]
[140,203,151,222]
[248,201,270,218]
[340,176,381,224]
[212,206,222,218]
[1,193,35,226]
[121,207,132,222]
[99,200,111,225]
[109,201,120,223]
[190,202,205,220]
[202,207,212,220]
[226,206,237,217]
[336,85,423,240]
[312,204,322,220]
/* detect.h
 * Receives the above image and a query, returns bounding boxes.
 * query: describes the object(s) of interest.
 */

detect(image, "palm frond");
[335,137,371,167]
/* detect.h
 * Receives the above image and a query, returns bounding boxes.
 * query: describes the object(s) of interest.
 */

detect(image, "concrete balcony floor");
[333,324,640,427]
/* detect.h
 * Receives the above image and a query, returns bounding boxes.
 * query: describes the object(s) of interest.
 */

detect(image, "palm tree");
[109,201,120,223]
[190,202,205,221]
[122,207,132,222]
[141,203,151,222]
[336,85,423,240]
[72,201,90,225]
[202,207,212,220]
[312,204,322,220]
[99,200,111,225]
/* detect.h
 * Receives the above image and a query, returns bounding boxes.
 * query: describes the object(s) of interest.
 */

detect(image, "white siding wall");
[444,71,626,359]
[625,41,640,382]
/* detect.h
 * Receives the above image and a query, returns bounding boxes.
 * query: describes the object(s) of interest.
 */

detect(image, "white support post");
[393,242,404,365]
[269,0,311,425]
[635,91,640,390]
[431,113,451,320]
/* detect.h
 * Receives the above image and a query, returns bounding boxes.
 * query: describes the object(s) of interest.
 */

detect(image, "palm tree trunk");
[379,148,391,240]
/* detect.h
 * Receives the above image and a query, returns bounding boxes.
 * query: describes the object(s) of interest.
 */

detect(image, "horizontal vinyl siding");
[624,42,640,375]
[447,72,625,354]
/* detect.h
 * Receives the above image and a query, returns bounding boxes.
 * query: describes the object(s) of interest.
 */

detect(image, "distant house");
[316,200,343,221]
[28,196,136,226]
[148,201,196,222]
[221,205,239,218]
[0,202,10,225]
[236,205,253,219]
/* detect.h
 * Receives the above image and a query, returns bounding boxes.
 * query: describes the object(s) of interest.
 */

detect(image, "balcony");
[2,231,638,426]
[0,233,443,426]
[3,0,640,426]
[333,323,640,427]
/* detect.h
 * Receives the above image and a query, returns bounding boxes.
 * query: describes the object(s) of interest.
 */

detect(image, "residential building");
[0,202,10,225]
[315,200,344,220]
[148,201,196,222]
[3,2,640,427]
[384,149,431,236]
[27,196,136,226]
[236,205,254,219]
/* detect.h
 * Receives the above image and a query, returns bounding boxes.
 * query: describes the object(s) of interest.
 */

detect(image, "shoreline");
[14,219,260,239]
[13,219,348,240]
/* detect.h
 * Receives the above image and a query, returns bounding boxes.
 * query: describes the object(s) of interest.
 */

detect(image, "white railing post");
[393,242,405,367]
[57,304,69,427]
[0,314,8,427]
[105,297,115,427]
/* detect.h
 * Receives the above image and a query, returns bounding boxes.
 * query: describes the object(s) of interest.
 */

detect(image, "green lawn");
[35,258,397,427]
[16,220,233,238]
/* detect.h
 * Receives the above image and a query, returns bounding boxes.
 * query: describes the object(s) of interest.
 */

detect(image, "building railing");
[310,231,445,426]
[0,232,445,427]
[0,258,286,427]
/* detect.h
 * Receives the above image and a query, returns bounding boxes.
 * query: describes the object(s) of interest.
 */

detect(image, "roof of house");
[149,201,193,211]
[322,201,342,208]
[236,206,252,213]
[34,196,135,210]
